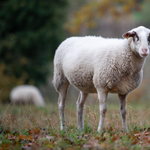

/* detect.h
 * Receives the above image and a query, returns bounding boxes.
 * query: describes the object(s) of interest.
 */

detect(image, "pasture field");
[0,99,150,150]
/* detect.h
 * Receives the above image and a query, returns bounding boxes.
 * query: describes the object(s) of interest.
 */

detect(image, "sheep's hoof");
[60,124,67,131]
[78,128,83,132]
[97,128,105,136]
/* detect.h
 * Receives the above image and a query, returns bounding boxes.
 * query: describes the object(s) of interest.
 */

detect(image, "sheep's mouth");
[140,52,149,57]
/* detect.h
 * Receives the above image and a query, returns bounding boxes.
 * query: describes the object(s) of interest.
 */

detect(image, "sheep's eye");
[132,31,139,42]
[135,34,139,41]
[148,36,150,44]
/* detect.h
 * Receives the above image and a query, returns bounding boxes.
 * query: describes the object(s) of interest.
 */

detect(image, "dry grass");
[1,100,150,132]
[1,100,150,149]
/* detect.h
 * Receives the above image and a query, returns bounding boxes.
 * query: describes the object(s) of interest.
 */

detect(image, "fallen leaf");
[144,131,150,136]
[108,126,113,132]
[63,137,74,145]
[131,139,138,145]
[29,128,41,135]
[45,135,55,141]
[100,142,106,148]
[84,134,92,139]
[22,145,32,150]
[17,134,35,142]
[134,133,140,138]
[95,135,106,142]
[143,127,150,131]
[8,134,16,140]
[111,134,119,142]
[0,143,10,150]
[83,137,101,148]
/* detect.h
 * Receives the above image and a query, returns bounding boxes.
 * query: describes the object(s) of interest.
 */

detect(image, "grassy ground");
[1,99,150,149]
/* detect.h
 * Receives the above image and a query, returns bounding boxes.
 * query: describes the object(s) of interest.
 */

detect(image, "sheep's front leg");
[118,94,128,132]
[76,92,88,131]
[97,91,108,132]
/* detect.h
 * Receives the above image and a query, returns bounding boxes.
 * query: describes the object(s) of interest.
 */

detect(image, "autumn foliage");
[2,125,150,149]
[0,103,150,149]
[65,0,143,34]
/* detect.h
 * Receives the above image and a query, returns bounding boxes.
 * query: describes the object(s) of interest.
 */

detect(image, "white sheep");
[10,85,45,107]
[53,26,150,132]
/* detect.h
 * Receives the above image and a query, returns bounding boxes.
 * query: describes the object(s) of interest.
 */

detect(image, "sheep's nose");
[142,48,148,53]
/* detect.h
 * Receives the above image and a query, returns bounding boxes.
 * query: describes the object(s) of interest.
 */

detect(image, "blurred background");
[0,0,150,106]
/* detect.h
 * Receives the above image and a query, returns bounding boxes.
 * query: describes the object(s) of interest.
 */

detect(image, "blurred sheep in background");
[10,85,45,107]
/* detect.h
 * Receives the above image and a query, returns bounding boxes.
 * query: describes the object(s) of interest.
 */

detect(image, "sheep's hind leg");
[76,92,88,131]
[118,94,128,132]
[58,80,69,130]
[97,90,108,132]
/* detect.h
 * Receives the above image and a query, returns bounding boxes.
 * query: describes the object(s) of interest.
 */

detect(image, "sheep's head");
[122,26,150,58]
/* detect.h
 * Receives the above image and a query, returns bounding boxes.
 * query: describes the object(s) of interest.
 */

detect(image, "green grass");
[0,100,150,149]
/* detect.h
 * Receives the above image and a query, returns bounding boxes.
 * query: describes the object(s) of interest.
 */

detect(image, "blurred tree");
[0,0,68,102]
[133,1,150,26]
[65,0,143,34]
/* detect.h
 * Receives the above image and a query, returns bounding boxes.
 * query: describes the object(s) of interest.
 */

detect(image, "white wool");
[53,26,150,132]
[10,85,45,107]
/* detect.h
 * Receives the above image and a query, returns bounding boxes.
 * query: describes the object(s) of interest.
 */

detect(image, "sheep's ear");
[122,31,135,39]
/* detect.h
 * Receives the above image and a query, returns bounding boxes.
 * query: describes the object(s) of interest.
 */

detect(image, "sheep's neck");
[125,46,146,75]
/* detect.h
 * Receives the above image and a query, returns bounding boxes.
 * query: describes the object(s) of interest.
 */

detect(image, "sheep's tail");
[52,63,68,92]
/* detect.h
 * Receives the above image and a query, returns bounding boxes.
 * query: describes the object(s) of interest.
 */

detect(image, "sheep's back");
[55,37,125,92]
[54,36,142,94]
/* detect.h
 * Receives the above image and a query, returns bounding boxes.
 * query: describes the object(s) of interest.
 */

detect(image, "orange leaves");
[65,3,97,34]
[111,134,119,142]
[2,125,150,149]
[6,132,37,148]
[83,137,101,149]
[0,128,42,149]
[131,130,150,145]
[94,135,106,142]
[28,128,41,135]
[0,143,11,150]
[22,143,38,150]
[65,0,144,34]
[17,134,35,142]
[131,137,139,145]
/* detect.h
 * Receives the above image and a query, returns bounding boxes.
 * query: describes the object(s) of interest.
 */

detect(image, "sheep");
[53,26,150,132]
[10,85,45,107]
